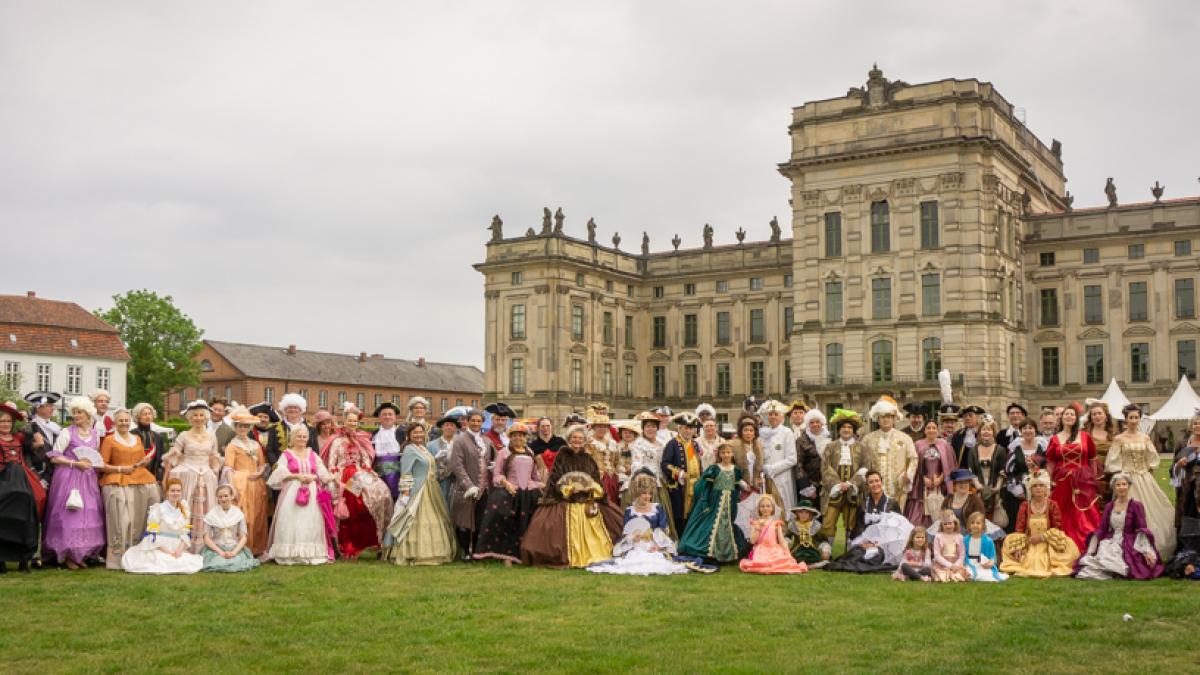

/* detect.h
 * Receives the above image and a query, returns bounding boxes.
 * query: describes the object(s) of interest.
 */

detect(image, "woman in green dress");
[382,424,457,565]
[678,443,749,562]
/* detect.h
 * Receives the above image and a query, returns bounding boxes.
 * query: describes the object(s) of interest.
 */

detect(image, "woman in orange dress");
[97,409,161,569]
[1045,402,1101,550]
[220,408,269,556]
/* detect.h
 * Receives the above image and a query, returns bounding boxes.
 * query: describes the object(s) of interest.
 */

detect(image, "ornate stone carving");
[556,285,571,295]
[769,216,781,243]
[735,227,746,244]
[939,172,964,192]
[541,207,552,234]
[1064,192,1074,212]
[525,227,536,237]
[1051,139,1062,158]
[842,184,863,201]
[641,232,650,256]
[1105,177,1118,208]
[484,290,500,299]
[612,232,621,249]
[586,217,597,243]
[671,234,681,251]
[893,177,916,196]
[982,173,1000,194]
[488,214,503,242]
[534,284,551,295]
[703,223,714,249]
[868,187,889,202]
[801,190,822,208]
[1152,181,1164,203]
[553,207,564,234]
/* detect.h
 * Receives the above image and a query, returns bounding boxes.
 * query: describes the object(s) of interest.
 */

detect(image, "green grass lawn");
[2,464,1195,674]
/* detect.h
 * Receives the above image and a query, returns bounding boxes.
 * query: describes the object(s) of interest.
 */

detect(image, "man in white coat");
[758,400,798,512]
[859,395,918,511]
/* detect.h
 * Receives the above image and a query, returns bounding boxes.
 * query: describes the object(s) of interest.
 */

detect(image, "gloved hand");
[464,486,481,500]
[800,486,817,498]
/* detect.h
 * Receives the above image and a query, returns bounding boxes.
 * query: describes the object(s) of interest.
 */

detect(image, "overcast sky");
[3,1,1196,368]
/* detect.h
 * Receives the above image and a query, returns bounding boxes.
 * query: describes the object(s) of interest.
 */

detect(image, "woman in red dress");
[1045,402,1101,549]
[322,405,394,559]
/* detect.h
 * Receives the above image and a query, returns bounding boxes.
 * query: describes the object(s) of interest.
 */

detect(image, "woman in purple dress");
[43,397,106,569]
[1074,472,1163,580]
[904,420,956,528]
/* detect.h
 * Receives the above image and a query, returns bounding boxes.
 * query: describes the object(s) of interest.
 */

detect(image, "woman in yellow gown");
[1000,470,1080,577]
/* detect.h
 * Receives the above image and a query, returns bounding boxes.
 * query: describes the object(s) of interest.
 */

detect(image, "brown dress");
[520,447,623,568]
[222,437,269,556]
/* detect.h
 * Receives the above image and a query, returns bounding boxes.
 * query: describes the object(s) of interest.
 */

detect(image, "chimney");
[418,357,426,368]
[26,291,35,298]
[358,352,367,363]
[371,353,384,359]
[286,344,296,355]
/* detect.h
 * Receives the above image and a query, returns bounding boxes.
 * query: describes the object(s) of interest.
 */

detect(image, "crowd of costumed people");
[3,374,1200,581]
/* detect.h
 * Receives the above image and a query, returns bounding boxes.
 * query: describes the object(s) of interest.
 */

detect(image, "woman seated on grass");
[1074,472,1163,580]
[201,485,260,572]
[121,479,204,574]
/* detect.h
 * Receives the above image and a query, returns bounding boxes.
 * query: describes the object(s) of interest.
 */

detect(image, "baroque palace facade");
[475,67,1200,422]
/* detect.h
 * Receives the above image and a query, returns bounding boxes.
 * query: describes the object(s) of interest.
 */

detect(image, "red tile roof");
[0,294,129,361]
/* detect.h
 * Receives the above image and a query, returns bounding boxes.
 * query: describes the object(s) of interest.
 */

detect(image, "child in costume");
[964,511,1007,582]
[788,499,830,568]
[201,484,260,572]
[892,527,932,581]
[932,509,967,582]
[739,495,807,574]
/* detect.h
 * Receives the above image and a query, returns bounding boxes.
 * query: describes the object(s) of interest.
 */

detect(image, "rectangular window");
[716,311,731,345]
[605,280,614,293]
[624,364,634,396]
[1129,282,1148,321]
[1039,252,1055,267]
[749,308,765,343]
[716,280,729,293]
[653,316,667,348]
[921,274,941,316]
[1128,244,1144,260]
[571,359,583,394]
[319,391,328,408]
[571,306,584,341]
[627,284,634,298]
[684,283,696,296]
[783,274,793,288]
[783,306,794,337]
[355,393,366,410]
[1039,288,1059,326]
[510,304,526,340]
[1179,340,1198,379]
[716,363,731,396]
[95,367,110,392]
[1085,345,1104,385]
[511,271,523,285]
[824,212,843,257]
[825,344,843,385]
[603,312,614,344]
[336,391,346,405]
[4,361,19,390]
[870,201,890,253]
[919,201,939,249]
[36,363,51,391]
[653,286,664,299]
[265,387,276,404]
[441,398,449,413]
[683,364,698,397]
[922,337,942,381]
[374,393,383,408]
[575,272,585,287]
[1083,285,1103,324]
[683,314,698,347]
[66,365,82,395]
[1083,248,1100,264]
[1176,240,1193,257]
[871,341,893,383]
[750,277,764,291]
[825,282,843,323]
[872,278,892,319]
[1041,348,1060,387]
[624,316,634,349]
[749,361,765,396]
[224,386,233,401]
[456,399,464,407]
[393,395,402,405]
[1175,278,1195,318]
[653,366,666,398]
[603,363,614,396]
[1130,343,1150,383]
[511,359,525,393]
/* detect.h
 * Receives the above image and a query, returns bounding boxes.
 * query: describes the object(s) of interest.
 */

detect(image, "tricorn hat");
[372,402,402,417]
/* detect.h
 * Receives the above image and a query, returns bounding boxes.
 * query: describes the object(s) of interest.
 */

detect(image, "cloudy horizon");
[4,1,1196,368]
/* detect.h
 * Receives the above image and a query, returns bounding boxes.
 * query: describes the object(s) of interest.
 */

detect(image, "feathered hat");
[829,408,862,433]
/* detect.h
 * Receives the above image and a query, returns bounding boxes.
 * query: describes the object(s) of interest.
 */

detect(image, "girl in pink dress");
[1045,402,1100,550]
[932,509,968,582]
[739,495,807,574]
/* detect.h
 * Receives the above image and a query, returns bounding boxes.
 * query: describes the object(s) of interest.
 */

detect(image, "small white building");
[0,291,130,407]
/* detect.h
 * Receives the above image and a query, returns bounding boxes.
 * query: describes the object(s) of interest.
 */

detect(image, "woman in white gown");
[1106,405,1176,559]
[265,426,336,565]
[121,479,204,574]
[588,477,690,578]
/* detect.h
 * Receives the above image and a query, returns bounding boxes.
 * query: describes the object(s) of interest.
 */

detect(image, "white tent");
[1149,376,1200,421]
[1099,378,1133,412]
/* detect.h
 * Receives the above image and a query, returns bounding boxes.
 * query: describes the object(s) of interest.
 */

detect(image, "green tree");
[98,290,204,414]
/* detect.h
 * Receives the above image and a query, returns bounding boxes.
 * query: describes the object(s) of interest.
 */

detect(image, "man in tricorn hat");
[484,402,516,455]
[997,403,1028,450]
[901,402,929,443]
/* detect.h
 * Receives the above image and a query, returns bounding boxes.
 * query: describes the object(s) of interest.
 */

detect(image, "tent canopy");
[1148,376,1200,421]
[1099,378,1133,413]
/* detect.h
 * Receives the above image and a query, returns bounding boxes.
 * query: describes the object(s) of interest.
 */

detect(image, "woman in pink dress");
[1045,402,1101,550]
[323,405,393,559]
[162,401,221,552]
[739,495,807,574]
[904,419,956,528]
